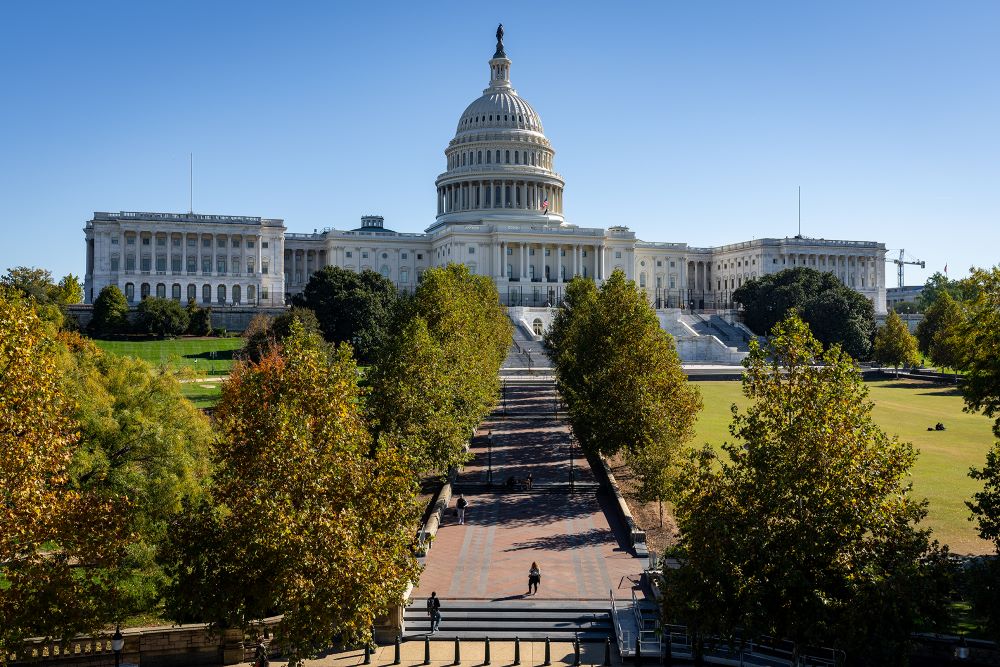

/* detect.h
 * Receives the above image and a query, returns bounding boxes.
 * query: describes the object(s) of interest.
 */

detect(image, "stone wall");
[67,304,287,333]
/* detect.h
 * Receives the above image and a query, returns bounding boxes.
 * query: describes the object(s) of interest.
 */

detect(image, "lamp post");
[487,430,494,486]
[111,626,124,667]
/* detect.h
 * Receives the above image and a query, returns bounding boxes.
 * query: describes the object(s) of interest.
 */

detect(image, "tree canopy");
[136,297,189,338]
[733,267,876,359]
[1,266,83,329]
[667,314,949,664]
[0,291,131,655]
[918,271,977,311]
[873,309,919,375]
[90,285,130,336]
[367,264,511,474]
[294,266,397,363]
[161,323,420,665]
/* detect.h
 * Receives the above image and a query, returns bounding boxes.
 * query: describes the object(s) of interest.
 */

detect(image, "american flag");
[540,197,549,211]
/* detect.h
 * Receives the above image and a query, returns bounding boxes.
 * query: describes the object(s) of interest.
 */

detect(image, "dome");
[456,91,543,134]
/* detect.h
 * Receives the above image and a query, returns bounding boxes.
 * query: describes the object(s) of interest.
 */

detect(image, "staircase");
[404,600,613,642]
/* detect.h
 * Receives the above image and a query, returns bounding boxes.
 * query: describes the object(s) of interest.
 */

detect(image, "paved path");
[413,382,643,601]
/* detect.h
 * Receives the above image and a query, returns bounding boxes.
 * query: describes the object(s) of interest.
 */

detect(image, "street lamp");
[111,626,124,667]
[955,635,970,660]
[487,430,494,486]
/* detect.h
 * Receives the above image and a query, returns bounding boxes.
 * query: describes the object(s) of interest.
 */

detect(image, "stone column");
[557,245,563,283]
[181,234,187,277]
[573,244,578,277]
[292,250,297,285]
[541,243,547,282]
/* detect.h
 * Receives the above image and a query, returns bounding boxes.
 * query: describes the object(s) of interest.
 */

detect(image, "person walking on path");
[528,562,541,595]
[456,494,469,525]
[427,592,442,632]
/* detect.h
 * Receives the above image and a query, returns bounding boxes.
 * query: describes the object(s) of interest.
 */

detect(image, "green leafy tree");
[57,332,213,615]
[546,270,701,462]
[1,266,83,328]
[0,292,131,657]
[733,267,876,359]
[915,291,963,371]
[368,264,511,474]
[917,271,976,311]
[90,284,131,335]
[668,314,949,665]
[955,267,1000,437]
[241,307,321,363]
[136,297,189,338]
[295,266,397,362]
[185,298,212,336]
[161,323,421,665]
[874,310,919,376]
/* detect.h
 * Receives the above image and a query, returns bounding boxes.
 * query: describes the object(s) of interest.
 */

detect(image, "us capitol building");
[83,27,887,323]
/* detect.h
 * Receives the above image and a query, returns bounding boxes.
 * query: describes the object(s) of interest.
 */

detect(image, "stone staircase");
[403,600,613,642]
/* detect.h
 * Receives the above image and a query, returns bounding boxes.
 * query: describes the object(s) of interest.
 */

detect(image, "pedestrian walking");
[427,592,442,633]
[528,562,541,595]
[456,494,469,525]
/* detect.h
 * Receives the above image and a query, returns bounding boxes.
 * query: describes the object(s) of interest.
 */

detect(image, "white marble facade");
[84,32,887,314]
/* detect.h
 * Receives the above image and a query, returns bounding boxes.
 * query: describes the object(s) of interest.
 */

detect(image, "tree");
[136,297,189,338]
[367,264,511,474]
[915,291,963,370]
[668,314,949,664]
[733,267,876,359]
[873,310,919,376]
[917,271,976,311]
[1,266,83,328]
[954,267,1000,437]
[58,332,214,615]
[546,270,701,462]
[295,266,397,363]
[90,284,130,335]
[185,298,212,336]
[161,323,420,665]
[241,307,321,363]
[0,291,131,656]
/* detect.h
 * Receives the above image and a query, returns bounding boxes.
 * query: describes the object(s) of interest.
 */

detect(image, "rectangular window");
[156,256,166,272]
[232,239,240,247]
[187,257,196,273]
[111,237,119,245]
[156,237,166,246]
[560,249,566,256]
[171,256,181,272]
[141,256,151,272]
[172,238,181,247]
[262,260,269,275]
[142,237,150,246]
[400,269,409,283]
[362,252,369,259]
[670,261,675,268]
[187,237,196,247]
[657,260,662,267]
[417,253,423,260]
[247,260,254,274]
[615,251,622,259]
[202,257,211,274]
[261,287,269,300]
[530,249,535,256]
[544,249,550,256]
[506,248,513,255]
[217,258,227,274]
[401,252,408,260]
[262,241,269,248]
[110,256,119,271]
[469,247,475,254]
[127,236,136,245]
[203,239,211,247]
[247,240,255,249]
[582,250,587,257]
[126,256,135,271]
[670,277,675,289]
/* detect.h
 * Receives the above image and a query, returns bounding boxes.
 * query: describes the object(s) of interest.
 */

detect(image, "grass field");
[94,337,244,375]
[691,379,997,555]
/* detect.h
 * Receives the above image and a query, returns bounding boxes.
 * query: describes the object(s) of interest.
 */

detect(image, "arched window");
[544,265,550,280]
[171,283,181,300]
[125,282,135,302]
[141,283,151,299]
[247,285,256,303]
[507,263,513,277]
[217,284,226,304]
[156,283,166,298]
[486,151,491,164]
[187,284,196,301]
[532,318,544,336]
[380,265,390,278]
[505,150,510,163]
[202,284,211,303]
[462,153,466,166]
[530,265,535,280]
[232,285,241,304]
[514,152,519,164]
[477,151,482,164]
[495,150,500,163]
[583,266,588,278]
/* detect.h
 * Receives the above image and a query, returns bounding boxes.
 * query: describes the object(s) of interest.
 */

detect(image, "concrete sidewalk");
[269,639,619,667]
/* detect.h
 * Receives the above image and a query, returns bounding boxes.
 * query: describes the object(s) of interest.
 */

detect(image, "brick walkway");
[413,382,643,601]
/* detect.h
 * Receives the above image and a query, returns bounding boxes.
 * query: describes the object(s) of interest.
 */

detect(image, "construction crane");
[887,249,925,288]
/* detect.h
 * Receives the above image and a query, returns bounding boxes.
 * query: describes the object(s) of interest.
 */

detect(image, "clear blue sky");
[1,1,997,286]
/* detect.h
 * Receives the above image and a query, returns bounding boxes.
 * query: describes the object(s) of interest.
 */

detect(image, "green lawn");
[94,337,244,375]
[180,380,226,409]
[691,379,997,555]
